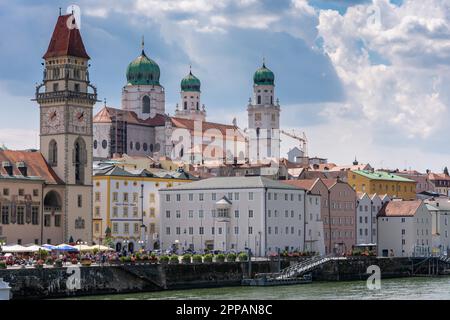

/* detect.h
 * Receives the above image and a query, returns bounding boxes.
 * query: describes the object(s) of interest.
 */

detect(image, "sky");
[0,0,449,172]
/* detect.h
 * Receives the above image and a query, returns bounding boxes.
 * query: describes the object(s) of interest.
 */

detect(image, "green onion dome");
[253,62,274,85]
[126,49,160,86]
[181,70,201,92]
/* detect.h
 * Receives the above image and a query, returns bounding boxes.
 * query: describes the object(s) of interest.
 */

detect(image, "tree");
[444,167,449,176]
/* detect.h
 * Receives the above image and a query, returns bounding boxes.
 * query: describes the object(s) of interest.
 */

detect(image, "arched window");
[142,96,150,114]
[270,96,273,105]
[257,95,261,104]
[74,137,86,185]
[184,101,187,110]
[196,102,199,110]
[48,140,58,166]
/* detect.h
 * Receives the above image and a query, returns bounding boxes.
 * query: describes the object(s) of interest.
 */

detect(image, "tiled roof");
[282,179,318,191]
[93,107,166,126]
[353,170,415,182]
[161,176,305,191]
[428,173,450,181]
[0,150,62,184]
[43,14,90,59]
[170,117,244,141]
[377,200,423,217]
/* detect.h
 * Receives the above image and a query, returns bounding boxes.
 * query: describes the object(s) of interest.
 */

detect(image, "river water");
[71,277,450,300]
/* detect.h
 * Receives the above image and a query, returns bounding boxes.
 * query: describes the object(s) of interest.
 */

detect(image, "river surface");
[70,277,450,300]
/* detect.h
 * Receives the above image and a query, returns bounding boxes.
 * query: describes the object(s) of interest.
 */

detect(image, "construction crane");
[280,129,308,157]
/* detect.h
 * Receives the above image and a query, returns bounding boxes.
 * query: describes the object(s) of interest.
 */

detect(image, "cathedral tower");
[247,60,280,161]
[121,38,165,119]
[175,67,206,121]
[35,13,97,242]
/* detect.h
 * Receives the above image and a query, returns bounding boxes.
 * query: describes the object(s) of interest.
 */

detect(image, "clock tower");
[35,13,97,243]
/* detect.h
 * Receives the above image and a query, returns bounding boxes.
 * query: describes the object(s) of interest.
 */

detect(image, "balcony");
[34,90,98,103]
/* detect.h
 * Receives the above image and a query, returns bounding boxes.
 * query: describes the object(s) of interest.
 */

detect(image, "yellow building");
[348,170,416,200]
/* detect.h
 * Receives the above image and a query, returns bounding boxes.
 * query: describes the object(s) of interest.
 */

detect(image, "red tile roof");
[43,14,90,59]
[170,117,244,141]
[0,150,63,184]
[93,107,166,126]
[377,200,423,217]
[282,179,317,191]
[428,173,450,181]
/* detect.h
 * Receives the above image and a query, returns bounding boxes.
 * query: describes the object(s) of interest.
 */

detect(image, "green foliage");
[215,253,225,263]
[238,252,249,261]
[159,255,170,264]
[45,257,53,265]
[93,248,99,255]
[226,253,237,262]
[182,254,192,264]
[192,254,203,263]
[203,254,213,263]
[170,255,179,264]
[38,249,49,259]
[0,261,6,269]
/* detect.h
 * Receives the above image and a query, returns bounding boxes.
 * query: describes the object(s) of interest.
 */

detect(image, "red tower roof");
[43,14,90,59]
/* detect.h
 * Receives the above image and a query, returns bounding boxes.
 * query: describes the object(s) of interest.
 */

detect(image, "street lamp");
[123,240,130,255]
[76,241,87,252]
[0,241,5,253]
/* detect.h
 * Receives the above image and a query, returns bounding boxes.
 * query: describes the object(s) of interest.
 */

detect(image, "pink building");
[284,178,357,255]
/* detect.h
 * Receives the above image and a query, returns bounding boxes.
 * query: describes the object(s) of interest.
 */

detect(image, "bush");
[192,254,202,263]
[0,261,6,269]
[203,254,213,263]
[226,253,237,262]
[149,253,158,263]
[238,252,248,262]
[159,255,169,264]
[170,255,179,264]
[120,256,131,263]
[215,253,225,263]
[45,257,54,265]
[182,254,192,264]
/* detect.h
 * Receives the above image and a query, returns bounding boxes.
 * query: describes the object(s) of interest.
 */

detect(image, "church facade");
[0,13,95,245]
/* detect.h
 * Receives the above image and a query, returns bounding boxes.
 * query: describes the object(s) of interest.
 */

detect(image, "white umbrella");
[25,245,50,253]
[1,245,29,253]
[89,245,114,252]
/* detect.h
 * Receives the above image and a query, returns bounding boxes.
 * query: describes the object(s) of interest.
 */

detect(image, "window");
[134,223,139,234]
[3,189,9,196]
[17,206,24,225]
[31,206,39,225]
[44,215,51,227]
[123,207,128,217]
[199,193,204,201]
[235,210,240,218]
[95,223,100,233]
[234,227,239,234]
[248,227,253,235]
[189,210,194,218]
[257,95,261,104]
[113,192,118,202]
[133,193,138,203]
[234,193,239,200]
[166,210,170,218]
[176,227,181,235]
[199,227,204,235]
[166,194,170,202]
[176,194,181,201]
[113,207,118,217]
[249,210,254,218]
[212,227,215,235]
[285,210,289,218]
[123,193,129,202]
[211,193,216,201]
[95,192,101,202]
[189,194,194,201]
[255,113,261,121]
[54,215,61,227]
[228,193,233,200]
[142,96,150,114]
[95,207,100,217]
[149,193,155,203]
[199,210,204,218]
[176,210,181,218]
[111,223,119,234]
[248,192,254,200]
[150,208,155,218]
[133,207,138,217]
[189,227,193,235]
[285,194,288,201]
[124,223,129,234]
[149,223,155,234]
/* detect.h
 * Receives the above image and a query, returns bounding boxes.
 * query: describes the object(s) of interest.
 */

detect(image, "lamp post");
[245,247,252,278]
[123,240,129,255]
[0,241,5,254]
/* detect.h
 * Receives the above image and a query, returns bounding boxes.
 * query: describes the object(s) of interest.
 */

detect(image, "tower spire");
[141,35,145,54]
[189,64,192,75]
[262,56,266,68]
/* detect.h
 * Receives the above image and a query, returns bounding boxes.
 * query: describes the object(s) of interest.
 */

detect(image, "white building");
[159,176,325,256]
[356,193,390,245]
[377,200,432,257]
[425,198,450,255]
[92,164,192,252]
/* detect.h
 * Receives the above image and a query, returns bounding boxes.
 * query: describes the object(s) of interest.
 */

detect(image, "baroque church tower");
[122,38,165,119]
[35,13,97,242]
[175,67,206,121]
[247,60,280,162]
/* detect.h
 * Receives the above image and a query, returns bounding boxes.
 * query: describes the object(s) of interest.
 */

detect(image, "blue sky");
[0,0,448,172]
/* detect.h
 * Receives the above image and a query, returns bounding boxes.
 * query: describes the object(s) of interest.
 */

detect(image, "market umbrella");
[42,244,57,250]
[55,244,78,252]
[25,245,50,253]
[1,245,29,253]
[89,245,114,252]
